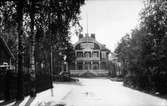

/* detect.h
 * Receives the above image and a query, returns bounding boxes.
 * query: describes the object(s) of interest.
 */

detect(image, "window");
[101,52,106,59]
[101,62,106,69]
[77,52,83,57]
[85,62,91,70]
[77,62,83,70]
[93,52,99,57]
[93,62,99,70]
[85,52,91,58]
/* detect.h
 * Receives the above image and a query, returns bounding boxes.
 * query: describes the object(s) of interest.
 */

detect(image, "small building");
[108,52,122,77]
[0,36,15,70]
[70,33,110,77]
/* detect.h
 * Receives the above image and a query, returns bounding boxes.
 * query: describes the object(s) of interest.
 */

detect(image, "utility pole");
[49,0,53,95]
[86,0,89,34]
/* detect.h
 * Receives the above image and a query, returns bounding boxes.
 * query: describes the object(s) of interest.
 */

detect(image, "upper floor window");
[85,52,91,58]
[93,52,99,58]
[77,52,83,57]
[101,52,106,59]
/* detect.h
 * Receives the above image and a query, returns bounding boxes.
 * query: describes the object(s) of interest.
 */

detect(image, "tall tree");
[115,0,167,94]
[0,0,85,99]
[15,0,25,100]
[28,0,36,97]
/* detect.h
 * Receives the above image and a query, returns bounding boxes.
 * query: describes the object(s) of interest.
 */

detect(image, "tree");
[115,34,130,76]
[140,0,167,93]
[15,0,25,100]
[0,0,85,99]
[115,0,167,94]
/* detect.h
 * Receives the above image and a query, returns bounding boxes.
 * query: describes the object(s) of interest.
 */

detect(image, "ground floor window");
[101,62,106,69]
[77,62,83,70]
[93,62,99,70]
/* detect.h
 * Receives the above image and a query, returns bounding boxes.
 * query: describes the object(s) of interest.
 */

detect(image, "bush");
[0,71,52,100]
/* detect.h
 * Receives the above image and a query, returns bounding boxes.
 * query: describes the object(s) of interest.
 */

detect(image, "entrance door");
[85,62,91,70]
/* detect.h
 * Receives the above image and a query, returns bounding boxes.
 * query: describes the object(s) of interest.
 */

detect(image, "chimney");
[79,34,83,39]
[91,33,95,39]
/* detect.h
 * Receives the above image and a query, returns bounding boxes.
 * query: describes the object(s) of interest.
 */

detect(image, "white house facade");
[70,33,110,77]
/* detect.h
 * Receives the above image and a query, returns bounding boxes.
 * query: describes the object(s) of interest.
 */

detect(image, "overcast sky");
[71,0,145,52]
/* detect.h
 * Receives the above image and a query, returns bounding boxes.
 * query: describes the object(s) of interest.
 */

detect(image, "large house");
[70,33,110,77]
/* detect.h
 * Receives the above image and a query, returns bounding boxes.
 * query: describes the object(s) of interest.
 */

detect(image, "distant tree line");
[115,0,167,94]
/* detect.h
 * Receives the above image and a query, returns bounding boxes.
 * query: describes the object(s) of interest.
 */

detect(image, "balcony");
[76,56,100,61]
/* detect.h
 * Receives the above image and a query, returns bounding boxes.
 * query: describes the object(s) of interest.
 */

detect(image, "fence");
[0,69,52,101]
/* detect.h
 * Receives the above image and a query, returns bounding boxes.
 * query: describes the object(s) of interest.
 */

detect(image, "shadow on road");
[11,97,35,106]
[24,97,35,106]
[12,100,22,106]
[0,99,15,106]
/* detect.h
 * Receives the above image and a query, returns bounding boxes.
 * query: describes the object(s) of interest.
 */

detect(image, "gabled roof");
[74,34,110,53]
[0,36,15,59]
[101,44,110,53]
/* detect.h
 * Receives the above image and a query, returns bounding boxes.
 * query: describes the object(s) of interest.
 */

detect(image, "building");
[108,52,122,77]
[70,33,110,77]
[0,36,15,69]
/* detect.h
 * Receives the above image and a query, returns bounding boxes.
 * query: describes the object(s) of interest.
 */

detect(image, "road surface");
[58,78,167,106]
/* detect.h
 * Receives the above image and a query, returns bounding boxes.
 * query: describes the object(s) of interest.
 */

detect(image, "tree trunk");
[29,0,36,97]
[16,0,24,100]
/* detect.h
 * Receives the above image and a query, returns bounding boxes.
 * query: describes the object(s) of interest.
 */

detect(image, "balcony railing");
[76,57,100,61]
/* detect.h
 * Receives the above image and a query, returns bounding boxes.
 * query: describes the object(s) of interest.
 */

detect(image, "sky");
[71,0,145,52]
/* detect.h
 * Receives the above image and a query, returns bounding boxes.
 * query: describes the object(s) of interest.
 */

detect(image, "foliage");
[0,0,84,74]
[115,0,167,94]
